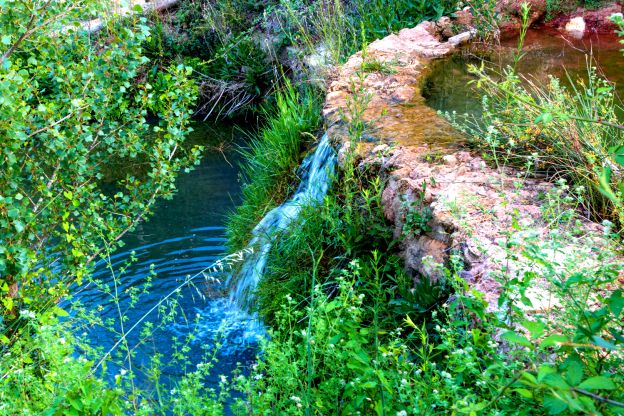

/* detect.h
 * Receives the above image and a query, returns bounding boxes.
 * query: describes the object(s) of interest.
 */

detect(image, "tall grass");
[451,62,624,222]
[275,0,456,70]
[226,81,322,250]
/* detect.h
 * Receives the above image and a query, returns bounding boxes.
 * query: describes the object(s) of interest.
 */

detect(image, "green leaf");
[68,397,83,411]
[543,373,569,390]
[1,35,11,45]
[53,307,69,317]
[538,365,556,382]
[540,334,567,348]
[577,376,616,391]
[515,388,533,399]
[565,359,583,387]
[609,290,624,317]
[609,145,624,167]
[543,395,568,415]
[13,220,25,233]
[597,167,618,202]
[501,331,532,348]
[520,372,538,386]
[7,208,19,219]
[522,319,545,339]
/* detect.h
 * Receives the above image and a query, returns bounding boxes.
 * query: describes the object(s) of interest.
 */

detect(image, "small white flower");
[19,310,36,320]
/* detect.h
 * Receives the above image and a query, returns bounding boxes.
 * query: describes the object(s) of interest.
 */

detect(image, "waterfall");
[229,133,336,309]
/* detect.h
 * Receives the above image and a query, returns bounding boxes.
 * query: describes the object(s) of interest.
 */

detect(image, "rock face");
[496,0,547,33]
[323,21,609,307]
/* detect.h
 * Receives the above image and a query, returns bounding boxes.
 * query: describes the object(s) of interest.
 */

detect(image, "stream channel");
[70,28,622,398]
[71,124,260,393]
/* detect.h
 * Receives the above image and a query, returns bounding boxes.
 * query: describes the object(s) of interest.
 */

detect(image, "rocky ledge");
[323,21,613,308]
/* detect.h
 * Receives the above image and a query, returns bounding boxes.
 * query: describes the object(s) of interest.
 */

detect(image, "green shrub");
[232,179,624,415]
[254,168,396,323]
[352,0,455,42]
[0,0,198,340]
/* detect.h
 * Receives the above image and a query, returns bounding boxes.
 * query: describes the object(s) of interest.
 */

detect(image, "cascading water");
[229,133,337,309]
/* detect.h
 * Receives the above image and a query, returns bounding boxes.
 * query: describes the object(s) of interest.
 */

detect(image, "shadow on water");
[422,28,624,118]
[69,122,263,397]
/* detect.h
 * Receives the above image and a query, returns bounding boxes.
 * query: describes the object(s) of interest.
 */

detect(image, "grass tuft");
[226,81,322,251]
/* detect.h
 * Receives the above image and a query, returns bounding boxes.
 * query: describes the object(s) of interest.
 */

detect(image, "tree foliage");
[0,0,199,339]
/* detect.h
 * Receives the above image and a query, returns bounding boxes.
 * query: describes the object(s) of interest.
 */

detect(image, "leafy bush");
[0,0,198,339]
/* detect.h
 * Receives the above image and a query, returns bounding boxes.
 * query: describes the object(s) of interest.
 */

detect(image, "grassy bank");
[228,113,624,414]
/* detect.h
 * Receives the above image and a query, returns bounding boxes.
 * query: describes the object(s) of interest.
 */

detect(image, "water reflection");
[423,28,623,117]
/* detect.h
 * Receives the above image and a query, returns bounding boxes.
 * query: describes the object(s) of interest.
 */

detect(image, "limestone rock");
[448,30,477,46]
[323,18,614,311]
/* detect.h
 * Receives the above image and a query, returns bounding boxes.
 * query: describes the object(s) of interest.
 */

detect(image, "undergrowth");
[143,0,459,118]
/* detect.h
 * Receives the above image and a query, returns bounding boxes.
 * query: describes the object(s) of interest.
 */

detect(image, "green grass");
[225,81,322,251]
[360,58,397,75]
[253,146,402,324]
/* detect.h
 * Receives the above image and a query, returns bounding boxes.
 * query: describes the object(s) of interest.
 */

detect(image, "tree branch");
[573,388,624,409]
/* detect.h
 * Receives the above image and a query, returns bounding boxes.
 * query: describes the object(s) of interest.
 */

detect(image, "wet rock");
[434,16,454,39]
[448,30,476,46]
[565,16,586,36]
